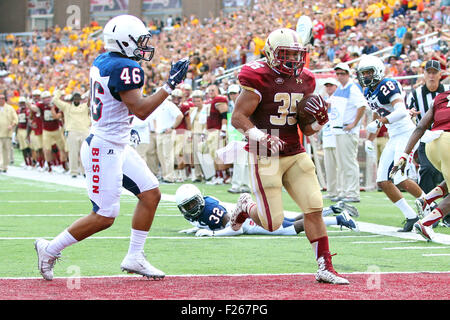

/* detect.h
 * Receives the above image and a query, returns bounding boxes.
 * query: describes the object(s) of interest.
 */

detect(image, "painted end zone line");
[2,270,449,281]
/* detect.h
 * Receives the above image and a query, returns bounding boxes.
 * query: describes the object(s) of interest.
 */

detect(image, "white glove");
[364,140,375,155]
[367,119,382,134]
[178,227,200,234]
[195,229,214,237]
[389,152,409,178]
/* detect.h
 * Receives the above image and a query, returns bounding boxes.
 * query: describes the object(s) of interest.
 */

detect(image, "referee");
[406,60,449,193]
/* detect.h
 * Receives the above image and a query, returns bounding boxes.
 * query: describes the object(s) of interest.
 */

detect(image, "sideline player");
[357,55,425,232]
[34,15,189,280]
[230,28,349,284]
[390,90,450,241]
[175,184,359,237]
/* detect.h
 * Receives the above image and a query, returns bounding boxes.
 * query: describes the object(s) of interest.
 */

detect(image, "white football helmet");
[263,28,308,76]
[175,184,205,221]
[103,15,154,61]
[356,55,386,88]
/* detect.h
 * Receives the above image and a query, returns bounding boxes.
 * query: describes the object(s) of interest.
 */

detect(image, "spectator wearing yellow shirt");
[0,94,18,173]
[51,90,91,178]
[366,0,383,23]
[341,7,356,32]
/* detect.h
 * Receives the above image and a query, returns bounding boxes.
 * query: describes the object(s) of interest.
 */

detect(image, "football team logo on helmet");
[263,28,308,77]
[103,15,155,62]
[356,55,386,88]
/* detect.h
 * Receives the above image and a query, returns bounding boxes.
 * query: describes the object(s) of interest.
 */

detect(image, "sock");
[422,208,444,227]
[46,229,78,256]
[425,186,445,204]
[394,198,417,219]
[127,229,148,255]
[310,236,330,260]
[324,216,338,226]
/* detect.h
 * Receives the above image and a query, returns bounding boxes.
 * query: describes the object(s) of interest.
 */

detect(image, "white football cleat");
[315,253,349,285]
[121,251,165,280]
[230,193,252,231]
[34,238,61,281]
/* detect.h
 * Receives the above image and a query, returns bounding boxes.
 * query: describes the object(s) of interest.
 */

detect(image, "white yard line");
[2,166,450,245]
[383,246,449,250]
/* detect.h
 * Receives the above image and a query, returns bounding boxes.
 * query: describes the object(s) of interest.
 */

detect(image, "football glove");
[166,57,190,90]
[195,229,214,237]
[304,95,329,125]
[389,152,409,178]
[364,140,375,155]
[367,119,382,134]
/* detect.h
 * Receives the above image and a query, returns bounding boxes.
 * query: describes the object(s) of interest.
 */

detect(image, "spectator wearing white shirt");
[150,98,183,183]
[131,115,152,171]
[146,112,160,178]
[328,63,368,203]
[321,78,340,199]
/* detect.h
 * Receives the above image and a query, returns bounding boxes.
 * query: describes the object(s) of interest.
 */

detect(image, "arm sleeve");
[386,101,409,123]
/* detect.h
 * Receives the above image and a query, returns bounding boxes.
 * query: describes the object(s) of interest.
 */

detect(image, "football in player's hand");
[296,94,317,126]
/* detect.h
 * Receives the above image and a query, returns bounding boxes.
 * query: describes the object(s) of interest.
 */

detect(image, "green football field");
[0,161,449,280]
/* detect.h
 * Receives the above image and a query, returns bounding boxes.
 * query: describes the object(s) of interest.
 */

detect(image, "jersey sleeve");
[238,64,265,100]
[377,79,403,104]
[108,63,145,99]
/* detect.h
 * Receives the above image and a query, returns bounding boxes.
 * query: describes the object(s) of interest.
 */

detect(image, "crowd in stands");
[0,0,449,187]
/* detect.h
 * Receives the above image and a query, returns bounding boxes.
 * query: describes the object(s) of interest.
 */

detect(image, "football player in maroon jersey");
[231,28,348,284]
[391,90,450,241]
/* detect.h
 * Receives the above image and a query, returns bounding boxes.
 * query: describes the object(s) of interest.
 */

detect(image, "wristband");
[311,121,323,131]
[162,83,173,95]
[399,152,409,160]
[246,127,265,141]
[221,124,227,132]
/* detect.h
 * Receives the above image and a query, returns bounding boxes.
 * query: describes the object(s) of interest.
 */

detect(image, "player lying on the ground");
[175,184,359,237]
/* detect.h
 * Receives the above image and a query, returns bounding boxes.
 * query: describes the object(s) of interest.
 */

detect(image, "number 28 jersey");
[363,78,415,136]
[89,52,145,145]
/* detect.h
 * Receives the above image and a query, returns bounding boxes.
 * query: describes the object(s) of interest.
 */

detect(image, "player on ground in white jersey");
[357,55,425,232]
[34,15,190,280]
[175,184,359,237]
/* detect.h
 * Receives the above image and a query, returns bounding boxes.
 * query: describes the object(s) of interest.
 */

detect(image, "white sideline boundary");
[1,166,450,245]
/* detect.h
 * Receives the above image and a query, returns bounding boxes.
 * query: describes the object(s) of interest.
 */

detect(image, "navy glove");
[166,57,190,89]
[130,129,141,147]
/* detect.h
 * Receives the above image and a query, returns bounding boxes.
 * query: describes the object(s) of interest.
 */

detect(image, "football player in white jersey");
[34,15,190,280]
[357,55,425,232]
